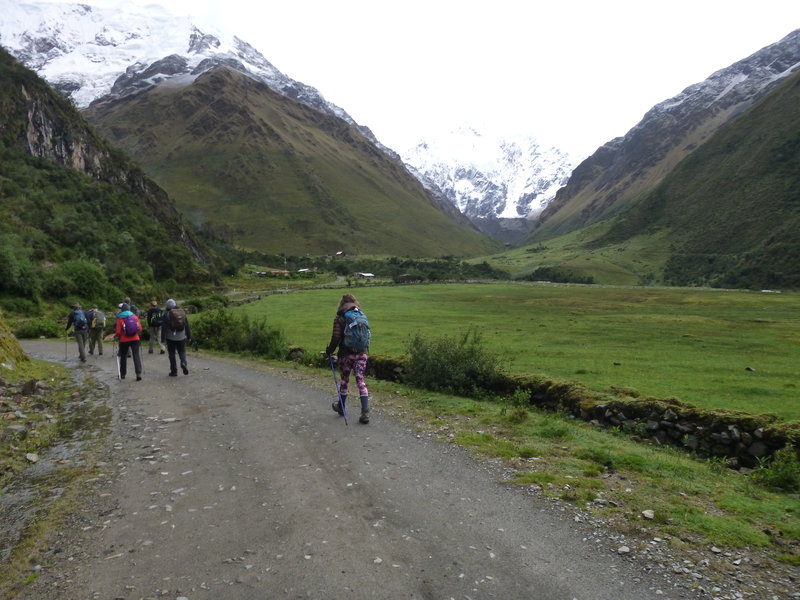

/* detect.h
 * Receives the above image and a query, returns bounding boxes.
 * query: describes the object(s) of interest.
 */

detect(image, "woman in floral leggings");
[324,293,370,424]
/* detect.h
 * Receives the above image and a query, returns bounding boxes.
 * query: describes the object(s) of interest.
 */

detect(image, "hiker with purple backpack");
[114,302,143,381]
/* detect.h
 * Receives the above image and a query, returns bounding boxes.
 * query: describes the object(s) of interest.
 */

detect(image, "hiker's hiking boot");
[359,395,370,424]
[332,394,346,416]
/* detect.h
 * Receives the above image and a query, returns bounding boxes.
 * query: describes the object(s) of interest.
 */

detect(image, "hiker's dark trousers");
[118,340,142,378]
[167,339,187,374]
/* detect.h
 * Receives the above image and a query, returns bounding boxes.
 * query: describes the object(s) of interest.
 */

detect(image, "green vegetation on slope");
[84,67,498,258]
[620,71,800,289]
[495,71,800,290]
[0,47,234,311]
[0,145,211,309]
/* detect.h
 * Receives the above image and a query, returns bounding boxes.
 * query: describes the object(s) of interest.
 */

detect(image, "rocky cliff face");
[531,28,800,240]
[3,47,209,264]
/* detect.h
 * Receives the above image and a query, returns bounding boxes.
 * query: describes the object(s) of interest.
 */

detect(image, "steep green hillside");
[84,67,498,257]
[599,70,800,289]
[487,70,800,290]
[0,47,230,311]
[527,31,800,245]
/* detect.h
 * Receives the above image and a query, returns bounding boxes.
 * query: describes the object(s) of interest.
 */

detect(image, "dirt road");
[17,341,682,599]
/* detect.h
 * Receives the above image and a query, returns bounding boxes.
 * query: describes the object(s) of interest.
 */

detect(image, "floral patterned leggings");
[339,352,369,397]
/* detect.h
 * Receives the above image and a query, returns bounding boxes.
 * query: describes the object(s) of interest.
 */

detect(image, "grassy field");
[234,282,800,421]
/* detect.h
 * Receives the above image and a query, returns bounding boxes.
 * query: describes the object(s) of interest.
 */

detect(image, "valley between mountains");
[11,341,724,600]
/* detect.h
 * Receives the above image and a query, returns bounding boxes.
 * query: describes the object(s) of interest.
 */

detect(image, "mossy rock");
[0,314,29,369]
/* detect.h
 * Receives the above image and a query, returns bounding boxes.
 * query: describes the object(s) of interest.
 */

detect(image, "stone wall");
[365,354,798,468]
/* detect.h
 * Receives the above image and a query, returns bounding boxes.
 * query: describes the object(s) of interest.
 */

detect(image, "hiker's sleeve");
[161,311,168,343]
[65,313,73,330]
[184,318,192,340]
[325,315,342,355]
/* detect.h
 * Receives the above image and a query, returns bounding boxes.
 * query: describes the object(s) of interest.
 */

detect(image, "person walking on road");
[124,296,141,318]
[161,298,191,376]
[115,302,143,381]
[65,303,89,363]
[324,293,371,424]
[85,305,106,356]
[146,300,166,355]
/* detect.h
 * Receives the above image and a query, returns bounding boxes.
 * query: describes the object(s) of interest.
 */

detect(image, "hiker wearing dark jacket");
[124,296,141,317]
[65,303,89,363]
[114,303,143,381]
[146,300,166,355]
[324,293,370,424]
[161,298,191,376]
[85,305,106,356]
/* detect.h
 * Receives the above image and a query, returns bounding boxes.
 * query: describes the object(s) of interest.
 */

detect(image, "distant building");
[356,272,375,279]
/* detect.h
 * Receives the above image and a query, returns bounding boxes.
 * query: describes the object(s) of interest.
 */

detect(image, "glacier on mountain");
[0,2,352,122]
[0,0,577,235]
[401,127,576,221]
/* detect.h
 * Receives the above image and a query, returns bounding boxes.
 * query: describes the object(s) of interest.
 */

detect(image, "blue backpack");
[343,309,370,352]
[73,309,88,330]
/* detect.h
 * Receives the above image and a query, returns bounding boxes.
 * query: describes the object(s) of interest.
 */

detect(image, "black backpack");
[148,308,163,327]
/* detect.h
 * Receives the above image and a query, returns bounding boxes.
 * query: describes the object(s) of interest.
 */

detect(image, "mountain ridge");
[0,1,575,242]
[529,28,800,242]
[82,65,498,256]
[1,0,496,257]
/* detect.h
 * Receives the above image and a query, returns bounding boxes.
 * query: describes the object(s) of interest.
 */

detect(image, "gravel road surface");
[16,341,687,600]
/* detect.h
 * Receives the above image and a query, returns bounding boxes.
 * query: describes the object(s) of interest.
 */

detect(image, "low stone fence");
[363,354,798,469]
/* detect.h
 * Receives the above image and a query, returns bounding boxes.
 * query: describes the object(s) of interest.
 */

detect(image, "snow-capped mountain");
[401,128,575,222]
[0,0,576,239]
[534,28,800,239]
[0,1,372,140]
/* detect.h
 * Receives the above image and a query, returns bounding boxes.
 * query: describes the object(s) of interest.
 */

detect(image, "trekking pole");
[64,331,68,360]
[113,339,121,380]
[328,355,348,426]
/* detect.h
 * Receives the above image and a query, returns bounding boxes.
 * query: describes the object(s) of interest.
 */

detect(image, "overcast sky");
[51,0,800,158]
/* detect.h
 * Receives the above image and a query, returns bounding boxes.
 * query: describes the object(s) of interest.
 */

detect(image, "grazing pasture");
[238,283,800,421]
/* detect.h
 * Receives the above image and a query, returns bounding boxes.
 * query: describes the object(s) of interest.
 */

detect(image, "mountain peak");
[401,127,576,226]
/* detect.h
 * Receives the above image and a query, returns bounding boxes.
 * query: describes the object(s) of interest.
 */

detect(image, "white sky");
[50,0,800,158]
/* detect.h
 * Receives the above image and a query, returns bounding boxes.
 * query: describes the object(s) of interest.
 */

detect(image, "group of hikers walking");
[65,297,192,381]
[66,292,372,425]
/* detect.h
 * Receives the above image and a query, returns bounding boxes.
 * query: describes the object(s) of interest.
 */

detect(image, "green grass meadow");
[235,282,800,421]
